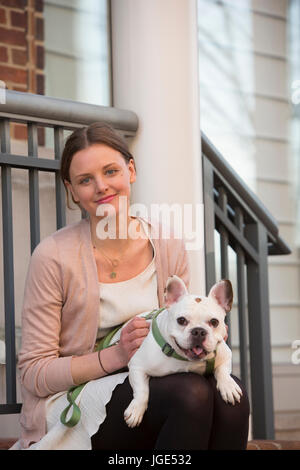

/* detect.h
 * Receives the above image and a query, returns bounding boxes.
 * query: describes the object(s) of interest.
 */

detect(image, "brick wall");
[0,0,45,139]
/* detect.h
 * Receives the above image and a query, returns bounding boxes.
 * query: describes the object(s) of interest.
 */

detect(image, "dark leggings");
[91,373,250,450]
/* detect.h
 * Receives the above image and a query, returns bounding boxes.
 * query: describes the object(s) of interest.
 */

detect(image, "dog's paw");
[124,399,147,428]
[216,375,243,405]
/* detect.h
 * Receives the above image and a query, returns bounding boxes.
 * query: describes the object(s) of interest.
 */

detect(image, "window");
[44,0,111,105]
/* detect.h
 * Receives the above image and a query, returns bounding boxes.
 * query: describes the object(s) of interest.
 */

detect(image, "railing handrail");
[0,90,139,132]
[201,132,291,255]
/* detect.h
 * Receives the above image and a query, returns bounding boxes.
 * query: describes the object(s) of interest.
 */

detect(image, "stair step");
[247,440,300,450]
[0,438,17,450]
[1,438,300,450]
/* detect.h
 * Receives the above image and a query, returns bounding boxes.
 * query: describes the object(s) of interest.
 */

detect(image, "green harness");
[60,308,216,428]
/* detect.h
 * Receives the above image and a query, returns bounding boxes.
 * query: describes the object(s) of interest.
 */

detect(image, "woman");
[13,123,249,450]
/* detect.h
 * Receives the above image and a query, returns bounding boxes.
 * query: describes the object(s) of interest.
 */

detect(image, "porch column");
[110,0,206,293]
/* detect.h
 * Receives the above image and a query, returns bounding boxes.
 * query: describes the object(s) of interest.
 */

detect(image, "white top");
[97,219,159,338]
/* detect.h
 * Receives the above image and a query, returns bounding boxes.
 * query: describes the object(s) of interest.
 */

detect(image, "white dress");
[13,219,159,450]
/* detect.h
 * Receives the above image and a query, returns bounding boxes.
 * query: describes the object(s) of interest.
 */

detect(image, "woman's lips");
[95,194,116,204]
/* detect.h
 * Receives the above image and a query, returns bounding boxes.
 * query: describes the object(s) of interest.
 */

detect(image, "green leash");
[59,383,86,428]
[60,307,215,427]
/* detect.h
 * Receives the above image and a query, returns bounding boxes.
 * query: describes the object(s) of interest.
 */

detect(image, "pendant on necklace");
[110,259,118,278]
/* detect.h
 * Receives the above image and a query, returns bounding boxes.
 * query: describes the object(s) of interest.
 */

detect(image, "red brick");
[12,47,27,65]
[13,122,27,141]
[0,27,27,47]
[0,0,27,9]
[11,10,27,29]
[0,8,7,24]
[35,43,43,69]
[35,16,43,40]
[36,71,44,94]
[35,0,43,12]
[0,45,8,62]
[12,84,27,91]
[0,64,27,84]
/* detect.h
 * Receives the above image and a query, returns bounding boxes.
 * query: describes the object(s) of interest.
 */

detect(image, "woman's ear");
[128,159,136,184]
[64,179,79,203]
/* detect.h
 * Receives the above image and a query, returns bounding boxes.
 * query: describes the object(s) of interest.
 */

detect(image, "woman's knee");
[231,375,250,416]
[152,373,213,414]
[209,374,250,418]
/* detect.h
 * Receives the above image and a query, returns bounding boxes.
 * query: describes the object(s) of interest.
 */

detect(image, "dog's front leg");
[214,342,243,405]
[124,367,150,428]
[214,362,242,405]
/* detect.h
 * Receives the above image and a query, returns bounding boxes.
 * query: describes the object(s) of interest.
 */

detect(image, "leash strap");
[204,355,215,376]
[60,383,86,428]
[151,309,189,361]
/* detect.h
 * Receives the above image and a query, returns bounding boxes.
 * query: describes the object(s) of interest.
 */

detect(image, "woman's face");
[64,143,136,219]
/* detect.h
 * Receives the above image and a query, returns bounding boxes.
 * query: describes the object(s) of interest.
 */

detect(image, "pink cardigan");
[17,216,190,448]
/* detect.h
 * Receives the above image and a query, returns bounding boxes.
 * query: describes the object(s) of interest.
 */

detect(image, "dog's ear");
[164,275,188,307]
[208,280,233,313]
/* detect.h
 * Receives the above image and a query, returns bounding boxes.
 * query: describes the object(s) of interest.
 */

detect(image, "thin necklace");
[93,242,132,279]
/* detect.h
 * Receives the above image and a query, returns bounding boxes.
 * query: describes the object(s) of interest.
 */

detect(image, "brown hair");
[60,122,136,209]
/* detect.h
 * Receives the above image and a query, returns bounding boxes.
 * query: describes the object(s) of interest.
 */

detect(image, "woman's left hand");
[118,316,150,364]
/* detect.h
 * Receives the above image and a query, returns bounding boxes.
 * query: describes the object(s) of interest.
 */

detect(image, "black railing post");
[202,155,216,293]
[246,222,275,439]
[1,119,17,406]
[234,207,249,393]
[54,126,66,230]
[28,123,40,252]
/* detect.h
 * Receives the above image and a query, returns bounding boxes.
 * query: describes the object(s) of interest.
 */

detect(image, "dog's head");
[163,275,233,361]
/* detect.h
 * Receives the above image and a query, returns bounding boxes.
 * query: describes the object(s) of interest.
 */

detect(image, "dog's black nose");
[191,327,207,338]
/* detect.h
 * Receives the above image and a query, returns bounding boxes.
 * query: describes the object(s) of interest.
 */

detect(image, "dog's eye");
[209,318,219,328]
[177,317,188,326]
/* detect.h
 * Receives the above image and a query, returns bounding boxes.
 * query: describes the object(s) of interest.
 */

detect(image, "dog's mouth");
[174,338,208,361]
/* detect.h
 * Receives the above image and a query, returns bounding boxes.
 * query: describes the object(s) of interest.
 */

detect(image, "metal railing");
[0,90,138,415]
[202,133,291,439]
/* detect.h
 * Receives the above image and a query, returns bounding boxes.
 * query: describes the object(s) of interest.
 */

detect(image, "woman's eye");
[106,169,118,175]
[80,177,90,184]
[209,318,219,328]
[177,317,188,326]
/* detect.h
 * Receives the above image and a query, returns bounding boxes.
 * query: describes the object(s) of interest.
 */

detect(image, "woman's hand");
[117,316,150,365]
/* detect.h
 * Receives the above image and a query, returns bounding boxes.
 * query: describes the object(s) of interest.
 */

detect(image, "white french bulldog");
[111,275,243,428]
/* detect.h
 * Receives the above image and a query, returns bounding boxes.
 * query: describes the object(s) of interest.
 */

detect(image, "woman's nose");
[94,176,109,193]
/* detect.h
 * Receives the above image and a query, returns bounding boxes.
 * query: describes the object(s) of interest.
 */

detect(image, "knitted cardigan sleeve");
[18,235,75,398]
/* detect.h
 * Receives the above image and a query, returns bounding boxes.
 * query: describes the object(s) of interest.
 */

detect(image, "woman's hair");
[60,122,136,209]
